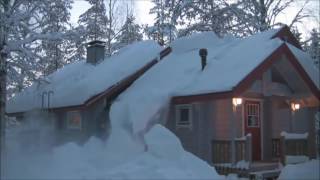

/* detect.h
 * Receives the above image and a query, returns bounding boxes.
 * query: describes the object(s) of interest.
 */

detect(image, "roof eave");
[7,47,173,116]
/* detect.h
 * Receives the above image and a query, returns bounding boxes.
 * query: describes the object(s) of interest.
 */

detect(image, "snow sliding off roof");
[7,40,162,113]
[111,29,319,133]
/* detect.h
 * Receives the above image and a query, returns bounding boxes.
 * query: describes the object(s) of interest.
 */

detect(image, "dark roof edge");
[271,25,302,49]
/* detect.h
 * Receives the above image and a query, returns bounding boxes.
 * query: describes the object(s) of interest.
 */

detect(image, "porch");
[211,132,312,179]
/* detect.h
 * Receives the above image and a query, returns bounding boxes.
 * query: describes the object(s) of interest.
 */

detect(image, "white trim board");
[242,98,265,161]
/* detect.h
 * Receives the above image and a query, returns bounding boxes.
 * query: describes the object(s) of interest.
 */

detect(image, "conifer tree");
[115,15,142,49]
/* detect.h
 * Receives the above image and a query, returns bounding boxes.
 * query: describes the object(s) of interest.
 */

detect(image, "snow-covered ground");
[5,122,222,179]
[278,159,320,180]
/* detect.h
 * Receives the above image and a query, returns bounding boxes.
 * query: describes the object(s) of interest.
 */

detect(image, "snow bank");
[5,123,222,179]
[285,155,309,164]
[145,124,184,160]
[104,125,222,179]
[215,160,250,169]
[278,160,319,180]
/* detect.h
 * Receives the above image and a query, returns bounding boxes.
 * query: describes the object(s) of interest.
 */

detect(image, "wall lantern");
[232,98,243,107]
[291,103,300,111]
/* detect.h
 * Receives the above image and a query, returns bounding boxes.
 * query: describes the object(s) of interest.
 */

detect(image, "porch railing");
[212,140,230,163]
[280,133,309,164]
[272,138,281,158]
[212,134,252,164]
[272,132,310,164]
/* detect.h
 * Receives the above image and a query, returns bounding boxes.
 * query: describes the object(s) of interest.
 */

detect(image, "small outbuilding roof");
[7,40,162,114]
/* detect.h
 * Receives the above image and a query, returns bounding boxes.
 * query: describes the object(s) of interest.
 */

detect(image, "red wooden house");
[110,26,319,175]
[167,27,319,170]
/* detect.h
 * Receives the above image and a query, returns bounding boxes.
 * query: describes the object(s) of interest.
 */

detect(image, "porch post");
[231,98,242,166]
[290,103,300,133]
[290,111,294,132]
[231,105,236,166]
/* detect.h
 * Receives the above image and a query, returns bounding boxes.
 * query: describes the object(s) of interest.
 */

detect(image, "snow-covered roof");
[7,40,162,113]
[287,43,320,89]
[109,28,319,133]
[167,31,283,95]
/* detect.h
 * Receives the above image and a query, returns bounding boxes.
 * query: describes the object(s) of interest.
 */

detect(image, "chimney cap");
[87,40,106,47]
[199,48,208,57]
[86,40,105,64]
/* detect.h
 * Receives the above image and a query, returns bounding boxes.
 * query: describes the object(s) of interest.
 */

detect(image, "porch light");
[291,103,300,111]
[232,98,242,106]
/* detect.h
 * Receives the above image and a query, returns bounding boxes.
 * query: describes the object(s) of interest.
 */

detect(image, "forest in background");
[0,0,319,98]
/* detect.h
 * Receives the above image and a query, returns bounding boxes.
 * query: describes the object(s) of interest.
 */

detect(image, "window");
[175,105,192,128]
[246,103,260,127]
[67,111,82,130]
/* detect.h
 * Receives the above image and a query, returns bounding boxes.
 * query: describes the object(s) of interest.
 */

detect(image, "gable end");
[272,26,302,49]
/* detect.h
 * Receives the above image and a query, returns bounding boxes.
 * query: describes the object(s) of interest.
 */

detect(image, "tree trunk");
[0,48,7,178]
[259,0,268,31]
[0,1,9,175]
[107,0,112,56]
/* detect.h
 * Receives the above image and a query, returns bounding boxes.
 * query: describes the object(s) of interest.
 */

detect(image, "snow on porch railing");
[279,131,310,165]
[211,134,252,164]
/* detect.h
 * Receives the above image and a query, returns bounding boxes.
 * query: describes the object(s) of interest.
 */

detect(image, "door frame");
[241,98,264,161]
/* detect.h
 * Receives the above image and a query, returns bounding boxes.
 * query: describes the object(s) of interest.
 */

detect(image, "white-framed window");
[246,103,260,127]
[175,104,193,128]
[67,111,82,130]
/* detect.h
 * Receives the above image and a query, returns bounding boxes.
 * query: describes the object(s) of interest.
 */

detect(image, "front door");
[244,101,261,161]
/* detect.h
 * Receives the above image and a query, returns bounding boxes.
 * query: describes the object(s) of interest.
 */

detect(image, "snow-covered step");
[249,162,280,172]
[249,169,281,180]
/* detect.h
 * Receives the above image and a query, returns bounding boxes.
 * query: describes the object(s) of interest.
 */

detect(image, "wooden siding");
[166,98,245,164]
[270,98,291,138]
[166,103,196,156]
[211,99,233,140]
[53,98,110,145]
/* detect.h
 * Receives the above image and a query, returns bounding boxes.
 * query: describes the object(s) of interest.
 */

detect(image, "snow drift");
[278,160,319,180]
[5,123,222,179]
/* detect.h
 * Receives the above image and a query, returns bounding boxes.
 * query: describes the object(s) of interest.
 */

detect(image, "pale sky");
[70,0,319,39]
[70,0,154,26]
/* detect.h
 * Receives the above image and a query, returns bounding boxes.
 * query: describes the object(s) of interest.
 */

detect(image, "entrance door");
[244,101,261,161]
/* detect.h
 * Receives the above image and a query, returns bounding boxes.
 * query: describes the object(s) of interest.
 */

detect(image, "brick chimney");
[86,40,105,64]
